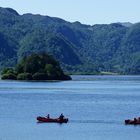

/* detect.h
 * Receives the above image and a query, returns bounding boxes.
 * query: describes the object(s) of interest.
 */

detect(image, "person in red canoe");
[59,113,64,121]
[46,114,50,119]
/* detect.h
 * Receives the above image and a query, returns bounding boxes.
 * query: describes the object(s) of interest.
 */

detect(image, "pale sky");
[0,0,139,25]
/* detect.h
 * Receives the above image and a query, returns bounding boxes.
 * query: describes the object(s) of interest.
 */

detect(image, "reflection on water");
[0,75,140,140]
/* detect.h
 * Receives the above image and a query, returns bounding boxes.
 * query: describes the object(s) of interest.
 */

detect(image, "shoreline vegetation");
[67,71,119,75]
[1,53,71,81]
[2,70,140,81]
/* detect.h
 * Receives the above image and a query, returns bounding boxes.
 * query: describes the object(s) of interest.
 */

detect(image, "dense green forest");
[0,7,140,74]
[1,53,71,80]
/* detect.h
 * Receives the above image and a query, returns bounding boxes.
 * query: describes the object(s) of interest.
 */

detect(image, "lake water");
[0,75,140,140]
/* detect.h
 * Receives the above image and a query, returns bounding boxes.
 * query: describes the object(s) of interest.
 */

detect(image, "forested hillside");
[0,7,140,74]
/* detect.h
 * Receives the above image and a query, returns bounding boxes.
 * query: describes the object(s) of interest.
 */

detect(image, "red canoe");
[125,119,140,125]
[37,116,69,123]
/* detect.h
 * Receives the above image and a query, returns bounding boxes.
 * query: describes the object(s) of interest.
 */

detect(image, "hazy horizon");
[0,0,139,25]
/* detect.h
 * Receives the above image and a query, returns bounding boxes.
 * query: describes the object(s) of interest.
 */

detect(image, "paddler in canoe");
[37,113,68,123]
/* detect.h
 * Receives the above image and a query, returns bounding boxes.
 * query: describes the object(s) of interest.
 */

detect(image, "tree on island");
[1,53,71,80]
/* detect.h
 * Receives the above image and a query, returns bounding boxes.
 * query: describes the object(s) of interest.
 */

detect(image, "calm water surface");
[0,75,140,140]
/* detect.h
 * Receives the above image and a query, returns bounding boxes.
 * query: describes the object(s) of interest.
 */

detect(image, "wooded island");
[1,53,71,81]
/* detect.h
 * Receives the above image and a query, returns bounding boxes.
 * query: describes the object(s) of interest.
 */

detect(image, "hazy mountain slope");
[0,7,140,74]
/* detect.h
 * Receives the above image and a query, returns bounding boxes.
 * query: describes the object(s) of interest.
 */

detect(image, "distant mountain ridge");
[117,22,133,27]
[0,7,140,74]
